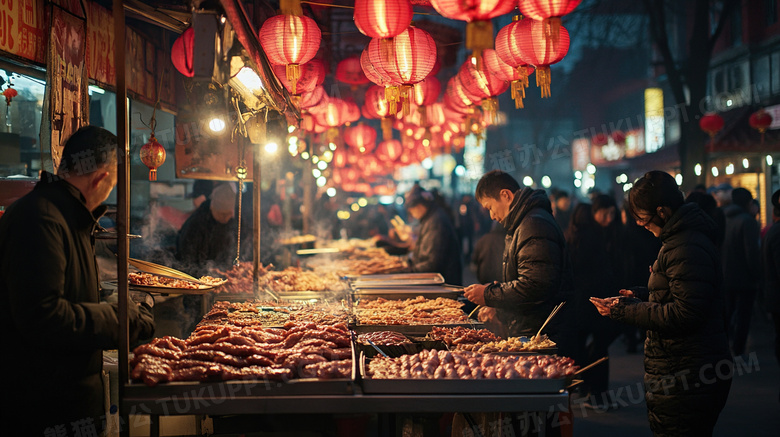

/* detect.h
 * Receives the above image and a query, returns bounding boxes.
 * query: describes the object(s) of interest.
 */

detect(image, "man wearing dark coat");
[0,126,155,434]
[464,170,571,346]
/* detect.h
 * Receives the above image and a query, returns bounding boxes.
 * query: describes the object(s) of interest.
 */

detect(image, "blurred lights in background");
[351,203,359,211]
[379,196,394,205]
[312,169,322,178]
[455,165,466,177]
[541,175,552,188]
[574,171,583,180]
[586,163,596,175]
[358,198,368,207]
[265,142,278,154]
[317,160,328,170]
[301,151,310,160]
[422,158,433,170]
[329,142,337,151]
[316,177,327,187]
[725,163,734,175]
[337,211,351,220]
[522,176,533,186]
[623,183,633,192]
[616,173,628,184]
[235,67,265,94]
[711,166,719,177]
[767,155,774,166]
[208,117,226,133]
[288,125,296,133]
[574,179,582,188]
[694,163,702,176]
[675,174,683,185]
[742,158,749,169]
[326,187,337,197]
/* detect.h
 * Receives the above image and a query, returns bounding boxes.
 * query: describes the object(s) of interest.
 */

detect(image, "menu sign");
[0,0,46,63]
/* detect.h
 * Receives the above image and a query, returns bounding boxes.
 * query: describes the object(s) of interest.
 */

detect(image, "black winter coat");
[0,173,154,432]
[177,200,239,276]
[721,204,760,290]
[411,204,463,285]
[610,203,731,436]
[762,220,780,312]
[484,188,570,338]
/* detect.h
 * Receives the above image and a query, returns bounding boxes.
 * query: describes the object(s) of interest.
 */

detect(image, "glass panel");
[0,69,45,177]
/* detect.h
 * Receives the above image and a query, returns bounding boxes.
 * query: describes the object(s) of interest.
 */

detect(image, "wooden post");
[253,143,262,285]
[113,1,129,436]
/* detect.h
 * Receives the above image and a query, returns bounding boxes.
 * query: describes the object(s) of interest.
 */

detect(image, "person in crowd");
[0,126,155,434]
[591,170,732,436]
[722,187,761,356]
[457,194,480,261]
[464,170,571,346]
[177,182,239,276]
[762,189,780,401]
[553,190,573,232]
[711,182,733,208]
[564,199,621,409]
[619,203,662,353]
[686,191,726,249]
[471,221,506,284]
[190,179,214,209]
[405,186,463,285]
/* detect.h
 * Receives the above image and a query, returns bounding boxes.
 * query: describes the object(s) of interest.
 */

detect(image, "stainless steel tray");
[102,280,213,295]
[352,322,484,335]
[352,286,462,300]
[348,273,444,288]
[125,378,356,397]
[359,354,566,394]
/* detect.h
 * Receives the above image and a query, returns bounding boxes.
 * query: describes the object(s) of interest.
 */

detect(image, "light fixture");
[288,125,296,133]
[711,166,719,177]
[208,117,226,133]
[455,165,466,177]
[574,179,582,188]
[767,155,774,166]
[742,158,749,169]
[326,187,337,197]
[351,203,359,211]
[694,163,702,176]
[675,174,683,185]
[623,183,633,192]
[725,163,734,175]
[329,142,337,151]
[235,67,265,94]
[301,151,310,160]
[523,176,534,186]
[317,160,327,170]
[312,168,322,178]
[586,163,596,175]
[288,144,298,156]
[358,198,368,207]
[264,142,278,154]
[541,175,552,188]
[316,177,327,187]
[574,170,583,180]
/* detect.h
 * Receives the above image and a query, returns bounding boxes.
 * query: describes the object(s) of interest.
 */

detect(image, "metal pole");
[253,143,261,284]
[113,1,129,436]
[303,140,312,235]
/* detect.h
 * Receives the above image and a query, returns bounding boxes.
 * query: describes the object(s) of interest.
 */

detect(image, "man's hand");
[619,289,636,298]
[589,296,620,316]
[464,283,488,306]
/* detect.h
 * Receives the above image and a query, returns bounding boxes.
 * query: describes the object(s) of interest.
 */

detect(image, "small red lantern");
[484,48,534,109]
[376,139,404,162]
[749,108,772,134]
[429,0,515,61]
[591,133,609,147]
[300,86,328,112]
[699,112,724,138]
[611,130,626,145]
[496,17,570,98]
[412,77,441,107]
[344,124,378,153]
[354,0,413,39]
[258,14,322,91]
[343,99,361,124]
[364,85,401,139]
[336,56,370,87]
[517,0,582,46]
[140,134,166,181]
[2,87,18,106]
[272,58,326,96]
[458,55,509,123]
[171,28,195,77]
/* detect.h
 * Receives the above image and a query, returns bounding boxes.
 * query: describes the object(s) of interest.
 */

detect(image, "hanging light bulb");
[742,158,749,169]
[694,163,702,176]
[711,166,719,177]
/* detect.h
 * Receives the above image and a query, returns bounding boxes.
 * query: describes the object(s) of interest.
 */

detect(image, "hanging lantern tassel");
[140,134,166,181]
[481,98,499,126]
[418,106,428,127]
[543,17,562,47]
[381,117,393,141]
[466,21,494,69]
[511,80,525,109]
[535,65,552,99]
[401,85,413,116]
[286,64,301,95]
[327,127,339,143]
[385,85,400,115]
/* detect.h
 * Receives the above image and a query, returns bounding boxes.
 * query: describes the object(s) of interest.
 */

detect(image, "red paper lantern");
[333,147,349,168]
[483,48,534,109]
[749,108,773,134]
[611,130,626,145]
[336,56,370,86]
[140,134,166,181]
[496,18,570,98]
[258,14,321,91]
[376,139,404,161]
[445,76,481,113]
[343,99,361,124]
[300,86,327,112]
[517,0,581,46]
[699,112,724,138]
[362,27,437,113]
[412,77,441,106]
[2,87,18,105]
[171,28,194,77]
[344,124,378,153]
[591,133,609,147]
[272,58,326,95]
[315,99,349,128]
[429,0,515,60]
[426,102,447,126]
[354,0,413,39]
[458,57,509,124]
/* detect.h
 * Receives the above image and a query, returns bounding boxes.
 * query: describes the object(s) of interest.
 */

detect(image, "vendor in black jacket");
[464,170,571,343]
[0,126,155,435]
[406,186,463,285]
[591,170,731,436]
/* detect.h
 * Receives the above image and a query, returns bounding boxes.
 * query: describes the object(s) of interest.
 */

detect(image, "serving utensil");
[127,258,214,287]
[534,301,566,340]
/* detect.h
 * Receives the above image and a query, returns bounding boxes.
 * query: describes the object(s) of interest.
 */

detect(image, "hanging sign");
[0,0,46,63]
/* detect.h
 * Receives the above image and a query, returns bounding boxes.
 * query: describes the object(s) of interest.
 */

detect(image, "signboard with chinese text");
[0,0,46,63]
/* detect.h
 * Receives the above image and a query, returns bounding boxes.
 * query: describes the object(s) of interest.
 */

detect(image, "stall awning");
[708,106,780,156]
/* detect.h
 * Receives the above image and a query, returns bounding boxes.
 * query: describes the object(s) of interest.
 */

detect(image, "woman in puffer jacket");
[591,171,732,437]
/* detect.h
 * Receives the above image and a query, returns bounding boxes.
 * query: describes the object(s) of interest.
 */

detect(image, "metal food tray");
[352,286,462,300]
[347,273,444,288]
[352,322,484,335]
[102,280,214,295]
[125,378,357,398]
[359,354,566,394]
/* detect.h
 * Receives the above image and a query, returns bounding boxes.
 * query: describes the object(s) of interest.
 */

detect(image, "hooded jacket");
[411,204,463,285]
[0,173,154,431]
[610,203,731,436]
[483,188,570,338]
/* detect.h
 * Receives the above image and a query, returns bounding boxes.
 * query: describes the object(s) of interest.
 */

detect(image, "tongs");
[127,258,213,287]
[534,301,566,340]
